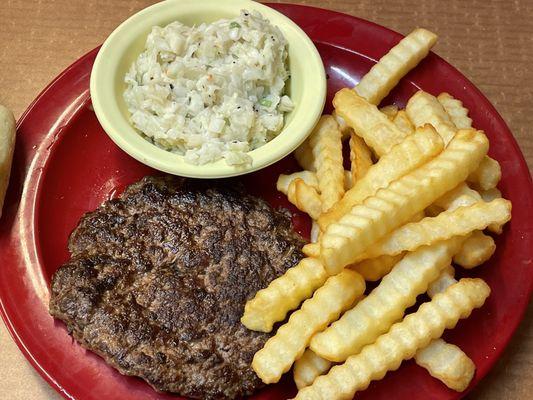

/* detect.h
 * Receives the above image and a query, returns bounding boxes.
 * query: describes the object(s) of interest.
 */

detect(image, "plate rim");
[1,3,532,400]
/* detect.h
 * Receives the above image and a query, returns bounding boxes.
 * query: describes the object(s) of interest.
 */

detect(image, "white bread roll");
[0,105,16,218]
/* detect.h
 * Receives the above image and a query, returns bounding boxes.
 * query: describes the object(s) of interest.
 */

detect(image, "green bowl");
[90,0,326,178]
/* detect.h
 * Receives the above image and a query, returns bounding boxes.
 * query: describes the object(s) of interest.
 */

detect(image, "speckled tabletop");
[0,1,531,399]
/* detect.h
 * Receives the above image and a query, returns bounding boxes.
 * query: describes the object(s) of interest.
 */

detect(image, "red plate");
[1,4,532,400]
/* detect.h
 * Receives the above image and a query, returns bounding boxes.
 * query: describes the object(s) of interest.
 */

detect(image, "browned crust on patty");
[50,176,305,399]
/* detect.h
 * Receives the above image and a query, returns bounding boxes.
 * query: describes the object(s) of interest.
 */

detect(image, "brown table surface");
[1,0,532,399]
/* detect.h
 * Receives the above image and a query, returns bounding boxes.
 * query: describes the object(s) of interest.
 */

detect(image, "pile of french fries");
[241,28,512,399]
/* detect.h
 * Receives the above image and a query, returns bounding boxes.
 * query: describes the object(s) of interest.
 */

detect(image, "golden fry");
[406,90,457,144]
[294,140,315,171]
[433,182,481,210]
[310,221,321,243]
[379,104,399,120]
[320,129,488,274]
[437,92,473,129]
[295,279,490,400]
[332,110,352,141]
[241,258,328,332]
[349,132,374,183]
[435,180,503,243]
[480,187,502,203]
[309,115,345,212]
[393,110,415,135]
[427,265,456,298]
[311,238,463,362]
[288,179,323,220]
[406,90,501,191]
[333,89,409,156]
[467,155,502,191]
[318,126,443,230]
[277,171,319,195]
[277,171,359,199]
[415,339,475,392]
[420,267,475,392]
[348,212,422,280]
[453,230,497,269]
[302,242,320,258]
[484,192,504,234]
[294,349,333,390]
[349,253,404,282]
[252,270,365,383]
[355,199,511,262]
[354,28,438,105]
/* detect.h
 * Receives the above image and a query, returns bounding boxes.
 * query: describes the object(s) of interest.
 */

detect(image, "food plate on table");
[0,2,532,400]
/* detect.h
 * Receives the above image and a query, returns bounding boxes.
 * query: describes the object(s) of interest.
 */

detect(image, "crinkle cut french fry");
[310,221,321,243]
[434,183,481,210]
[302,242,321,258]
[320,129,488,274]
[294,278,490,400]
[311,238,464,362]
[453,230,497,269]
[309,116,345,212]
[354,28,438,105]
[379,105,399,120]
[278,171,357,197]
[348,212,422,280]
[252,270,365,383]
[393,110,415,135]
[288,179,323,220]
[467,155,502,191]
[349,132,374,183]
[480,187,502,203]
[318,125,444,231]
[277,171,319,195]
[435,183,503,233]
[354,199,511,262]
[294,140,315,171]
[241,258,328,332]
[294,349,333,390]
[435,182,502,249]
[427,265,456,298]
[332,110,352,141]
[415,338,475,392]
[411,210,427,222]
[296,295,369,391]
[333,89,409,156]
[349,253,404,282]
[406,90,457,145]
[419,267,476,392]
[406,90,501,191]
[437,93,473,129]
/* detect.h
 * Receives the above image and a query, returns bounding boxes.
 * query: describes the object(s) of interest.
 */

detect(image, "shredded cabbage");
[124,10,293,166]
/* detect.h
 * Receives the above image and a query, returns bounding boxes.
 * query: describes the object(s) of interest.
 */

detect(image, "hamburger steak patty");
[49,176,305,399]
